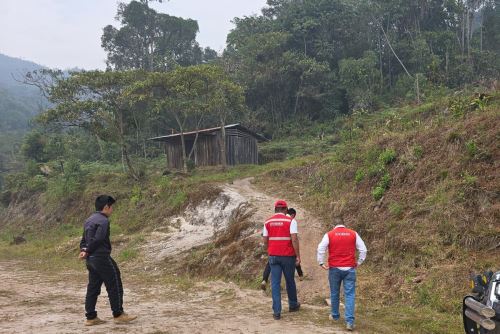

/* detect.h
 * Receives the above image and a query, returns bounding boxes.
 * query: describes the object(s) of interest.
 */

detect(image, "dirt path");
[226,177,330,303]
[0,261,348,334]
[0,178,354,333]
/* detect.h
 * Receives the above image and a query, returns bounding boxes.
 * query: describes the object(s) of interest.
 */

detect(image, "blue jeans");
[269,256,299,315]
[329,268,356,325]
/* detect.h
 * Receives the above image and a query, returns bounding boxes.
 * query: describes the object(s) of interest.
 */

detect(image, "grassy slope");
[0,89,498,333]
[256,90,499,333]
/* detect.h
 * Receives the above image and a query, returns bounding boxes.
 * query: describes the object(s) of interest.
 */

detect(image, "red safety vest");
[327,227,357,267]
[265,213,296,256]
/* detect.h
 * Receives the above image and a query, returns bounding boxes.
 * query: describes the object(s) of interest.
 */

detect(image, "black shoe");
[289,303,301,312]
[273,313,281,320]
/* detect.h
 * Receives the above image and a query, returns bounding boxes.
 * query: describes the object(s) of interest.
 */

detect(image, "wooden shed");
[150,124,266,169]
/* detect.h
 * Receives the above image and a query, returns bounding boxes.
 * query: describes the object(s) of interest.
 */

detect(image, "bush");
[354,169,365,183]
[372,186,385,200]
[21,131,46,162]
[259,146,288,164]
[46,159,86,203]
[372,172,391,200]
[465,140,478,158]
[379,148,397,165]
[4,173,29,193]
[389,202,403,216]
[412,145,424,159]
[26,175,47,193]
[25,160,41,177]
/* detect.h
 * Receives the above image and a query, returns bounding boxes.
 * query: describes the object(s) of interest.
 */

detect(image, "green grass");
[0,88,498,334]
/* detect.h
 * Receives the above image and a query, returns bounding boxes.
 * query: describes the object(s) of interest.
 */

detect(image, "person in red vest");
[263,200,301,320]
[260,207,304,291]
[317,217,367,331]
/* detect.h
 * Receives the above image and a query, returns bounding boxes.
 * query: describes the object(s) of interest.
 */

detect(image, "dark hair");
[288,208,296,216]
[95,195,116,211]
[333,216,344,226]
[275,207,287,214]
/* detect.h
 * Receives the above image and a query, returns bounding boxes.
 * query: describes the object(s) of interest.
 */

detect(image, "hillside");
[0,53,45,131]
[0,88,498,333]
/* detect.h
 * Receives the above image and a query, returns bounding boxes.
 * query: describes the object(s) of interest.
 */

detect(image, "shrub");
[46,159,86,203]
[354,169,365,183]
[25,160,41,177]
[259,146,288,164]
[4,173,29,193]
[367,163,386,178]
[465,140,478,158]
[167,191,187,211]
[372,186,385,200]
[462,171,477,186]
[372,172,391,200]
[412,145,424,159]
[130,185,142,207]
[379,148,397,165]
[449,96,470,118]
[389,202,403,216]
[186,159,196,172]
[26,175,47,193]
[379,173,391,189]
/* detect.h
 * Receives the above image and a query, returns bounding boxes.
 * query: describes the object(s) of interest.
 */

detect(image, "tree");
[38,70,147,180]
[102,0,205,71]
[339,51,381,111]
[204,67,245,170]
[21,131,46,162]
[128,65,246,171]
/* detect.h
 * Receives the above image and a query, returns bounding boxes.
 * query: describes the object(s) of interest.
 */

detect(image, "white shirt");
[262,214,298,236]
[316,225,367,270]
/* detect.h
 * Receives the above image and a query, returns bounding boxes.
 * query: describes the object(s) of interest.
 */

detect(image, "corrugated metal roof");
[149,123,267,142]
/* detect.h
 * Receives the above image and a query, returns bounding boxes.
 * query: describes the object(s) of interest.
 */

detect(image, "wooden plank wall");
[226,129,258,165]
[164,128,259,169]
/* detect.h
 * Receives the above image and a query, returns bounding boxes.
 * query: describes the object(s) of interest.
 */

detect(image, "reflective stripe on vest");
[265,213,295,256]
[327,227,357,268]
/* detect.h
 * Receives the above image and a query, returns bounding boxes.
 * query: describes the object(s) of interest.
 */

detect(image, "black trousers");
[263,261,303,282]
[85,256,124,319]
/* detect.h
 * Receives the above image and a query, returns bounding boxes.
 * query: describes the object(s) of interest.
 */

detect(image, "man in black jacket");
[79,195,137,326]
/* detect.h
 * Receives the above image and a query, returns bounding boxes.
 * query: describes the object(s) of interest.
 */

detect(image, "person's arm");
[291,234,300,265]
[262,224,269,252]
[290,219,300,264]
[86,220,109,254]
[355,232,367,266]
[78,230,88,260]
[317,233,329,269]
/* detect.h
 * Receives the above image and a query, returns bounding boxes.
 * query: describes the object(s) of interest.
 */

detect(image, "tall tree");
[38,70,147,180]
[102,0,206,71]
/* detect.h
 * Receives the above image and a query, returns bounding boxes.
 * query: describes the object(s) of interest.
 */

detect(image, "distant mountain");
[0,53,46,131]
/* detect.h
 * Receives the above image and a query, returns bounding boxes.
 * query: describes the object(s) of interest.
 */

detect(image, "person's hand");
[79,251,88,260]
[296,256,301,266]
[320,264,328,270]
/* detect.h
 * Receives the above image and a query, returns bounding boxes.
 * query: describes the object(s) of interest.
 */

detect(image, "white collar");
[333,225,345,229]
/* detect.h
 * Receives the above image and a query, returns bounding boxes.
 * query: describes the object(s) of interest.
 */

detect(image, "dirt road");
[0,178,354,333]
[226,177,331,304]
[0,261,348,334]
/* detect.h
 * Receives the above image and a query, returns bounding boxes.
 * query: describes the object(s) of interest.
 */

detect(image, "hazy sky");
[0,0,267,70]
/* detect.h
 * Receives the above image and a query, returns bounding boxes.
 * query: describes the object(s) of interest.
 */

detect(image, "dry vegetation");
[0,89,498,333]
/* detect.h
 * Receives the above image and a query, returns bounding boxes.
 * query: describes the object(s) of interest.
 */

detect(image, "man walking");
[79,195,137,326]
[317,217,367,331]
[260,207,304,291]
[263,200,301,320]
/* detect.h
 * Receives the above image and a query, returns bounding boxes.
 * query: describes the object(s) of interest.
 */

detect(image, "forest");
[1,0,498,187]
[0,2,499,332]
